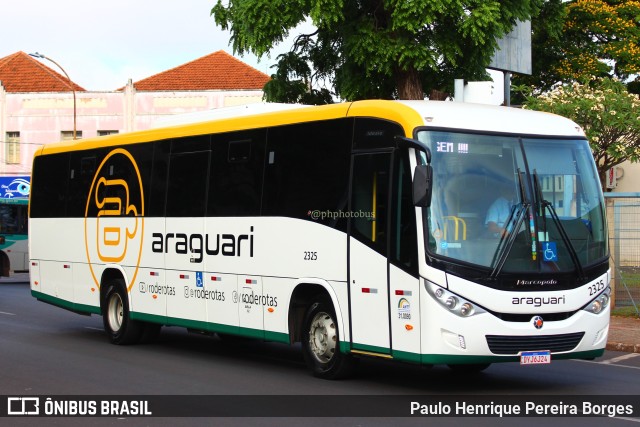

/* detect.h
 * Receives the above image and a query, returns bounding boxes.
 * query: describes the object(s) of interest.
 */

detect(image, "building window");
[61,131,82,141]
[98,130,119,137]
[5,132,20,164]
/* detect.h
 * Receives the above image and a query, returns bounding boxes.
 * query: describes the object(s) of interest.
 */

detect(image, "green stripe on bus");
[130,311,289,344]
[31,290,100,315]
[341,342,604,365]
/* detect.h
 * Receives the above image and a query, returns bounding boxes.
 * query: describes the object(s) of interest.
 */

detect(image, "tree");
[559,0,640,82]
[511,0,566,99]
[515,0,640,98]
[211,0,544,103]
[523,77,640,190]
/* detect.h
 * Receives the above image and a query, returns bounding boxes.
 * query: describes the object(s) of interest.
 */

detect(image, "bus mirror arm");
[413,164,433,207]
[394,136,431,164]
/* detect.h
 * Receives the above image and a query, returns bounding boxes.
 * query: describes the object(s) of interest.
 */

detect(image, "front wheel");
[301,299,354,380]
[102,279,143,345]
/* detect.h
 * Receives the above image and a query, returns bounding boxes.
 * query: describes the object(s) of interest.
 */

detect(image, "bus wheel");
[302,299,354,380]
[102,279,142,345]
[447,363,491,373]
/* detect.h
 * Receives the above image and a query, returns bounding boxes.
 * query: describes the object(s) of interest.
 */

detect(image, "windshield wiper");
[532,169,547,233]
[489,169,529,280]
[533,171,585,281]
[489,202,528,279]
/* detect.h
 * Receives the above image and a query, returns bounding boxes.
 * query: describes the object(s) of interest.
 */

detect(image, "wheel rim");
[308,311,337,364]
[107,293,124,333]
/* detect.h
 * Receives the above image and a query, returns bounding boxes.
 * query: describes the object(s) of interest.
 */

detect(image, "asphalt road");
[1,281,639,427]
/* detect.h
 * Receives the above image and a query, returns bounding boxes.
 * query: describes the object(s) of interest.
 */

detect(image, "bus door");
[348,152,392,354]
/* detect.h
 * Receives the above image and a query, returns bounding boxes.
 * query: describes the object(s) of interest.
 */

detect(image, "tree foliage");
[560,0,640,81]
[211,0,544,103]
[515,0,640,97]
[523,78,640,190]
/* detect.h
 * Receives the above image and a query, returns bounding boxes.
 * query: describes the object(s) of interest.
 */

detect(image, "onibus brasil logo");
[84,148,145,292]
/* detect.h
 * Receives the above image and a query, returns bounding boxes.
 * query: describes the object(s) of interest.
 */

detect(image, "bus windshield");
[417,130,607,276]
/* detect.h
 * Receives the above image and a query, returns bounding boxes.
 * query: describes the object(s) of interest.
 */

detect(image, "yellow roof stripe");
[35,100,425,157]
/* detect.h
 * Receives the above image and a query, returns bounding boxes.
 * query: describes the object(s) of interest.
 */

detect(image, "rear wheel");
[301,299,354,379]
[102,279,143,345]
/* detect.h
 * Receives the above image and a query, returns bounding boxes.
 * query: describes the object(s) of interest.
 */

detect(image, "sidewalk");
[2,272,638,353]
[607,316,640,353]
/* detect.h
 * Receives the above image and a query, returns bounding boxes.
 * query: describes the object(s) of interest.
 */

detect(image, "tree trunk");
[395,66,423,100]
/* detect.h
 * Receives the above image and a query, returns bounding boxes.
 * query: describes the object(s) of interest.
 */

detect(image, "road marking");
[615,417,640,424]
[0,311,16,316]
[84,327,103,331]
[601,353,640,365]
[577,358,640,370]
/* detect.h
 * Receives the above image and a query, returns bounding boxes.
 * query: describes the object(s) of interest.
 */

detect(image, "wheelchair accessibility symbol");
[196,271,203,288]
[542,242,558,262]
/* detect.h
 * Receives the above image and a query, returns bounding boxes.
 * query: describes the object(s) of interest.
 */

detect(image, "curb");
[606,342,640,354]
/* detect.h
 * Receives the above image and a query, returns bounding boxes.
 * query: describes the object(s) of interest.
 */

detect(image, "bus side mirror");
[413,165,433,207]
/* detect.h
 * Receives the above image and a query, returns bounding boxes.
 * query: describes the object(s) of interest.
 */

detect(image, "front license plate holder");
[520,350,551,365]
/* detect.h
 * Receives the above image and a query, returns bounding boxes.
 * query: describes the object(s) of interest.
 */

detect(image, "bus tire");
[102,279,143,345]
[302,299,354,380]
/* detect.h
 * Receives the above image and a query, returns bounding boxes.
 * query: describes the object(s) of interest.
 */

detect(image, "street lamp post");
[29,52,77,140]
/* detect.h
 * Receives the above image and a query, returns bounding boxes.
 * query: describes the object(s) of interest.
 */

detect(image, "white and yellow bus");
[29,100,610,378]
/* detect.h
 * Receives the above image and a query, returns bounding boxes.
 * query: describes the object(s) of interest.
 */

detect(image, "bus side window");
[262,119,352,230]
[166,151,210,217]
[350,153,390,256]
[208,129,266,217]
[30,153,70,218]
[390,152,418,274]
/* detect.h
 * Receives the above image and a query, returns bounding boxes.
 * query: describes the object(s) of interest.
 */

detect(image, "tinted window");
[353,118,404,150]
[67,152,100,217]
[147,140,170,217]
[166,150,210,217]
[208,129,266,216]
[390,152,418,274]
[0,205,28,235]
[350,152,391,256]
[30,153,70,218]
[262,119,352,230]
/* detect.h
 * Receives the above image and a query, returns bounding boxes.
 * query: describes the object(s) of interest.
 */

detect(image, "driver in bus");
[485,181,515,238]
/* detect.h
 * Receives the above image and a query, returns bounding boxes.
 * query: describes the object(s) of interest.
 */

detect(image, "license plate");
[520,350,551,365]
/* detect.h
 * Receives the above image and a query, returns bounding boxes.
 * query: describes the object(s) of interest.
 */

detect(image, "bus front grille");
[486,332,585,355]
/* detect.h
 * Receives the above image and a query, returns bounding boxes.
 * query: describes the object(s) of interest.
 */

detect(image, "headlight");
[584,287,611,314]
[445,296,458,309]
[425,281,486,318]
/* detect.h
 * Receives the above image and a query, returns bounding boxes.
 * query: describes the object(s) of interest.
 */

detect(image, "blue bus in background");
[0,176,30,276]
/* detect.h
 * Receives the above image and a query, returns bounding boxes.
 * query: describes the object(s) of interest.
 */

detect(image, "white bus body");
[29,100,610,378]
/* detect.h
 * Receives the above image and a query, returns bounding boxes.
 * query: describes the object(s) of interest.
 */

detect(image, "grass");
[612,266,640,317]
[611,306,639,317]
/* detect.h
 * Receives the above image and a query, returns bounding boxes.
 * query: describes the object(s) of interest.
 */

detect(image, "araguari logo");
[84,148,145,291]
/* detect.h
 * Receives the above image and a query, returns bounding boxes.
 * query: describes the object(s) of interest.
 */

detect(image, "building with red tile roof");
[0,50,269,176]
[0,51,85,93]
[132,50,269,91]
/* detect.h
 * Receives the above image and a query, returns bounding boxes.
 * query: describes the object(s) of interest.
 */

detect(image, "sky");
[1,0,292,91]
[1,1,504,102]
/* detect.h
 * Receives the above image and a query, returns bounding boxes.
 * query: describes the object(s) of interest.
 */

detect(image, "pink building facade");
[0,82,264,176]
[0,50,269,177]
